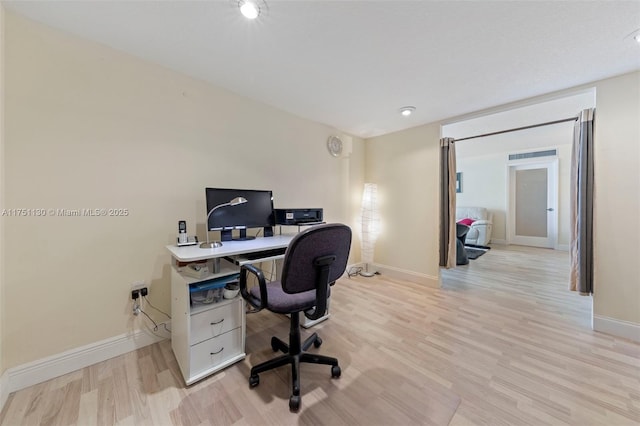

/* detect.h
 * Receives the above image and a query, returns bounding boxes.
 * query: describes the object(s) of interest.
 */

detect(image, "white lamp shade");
[360,183,380,265]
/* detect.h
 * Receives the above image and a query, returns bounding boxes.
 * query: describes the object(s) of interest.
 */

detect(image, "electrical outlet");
[131,281,145,300]
[130,282,146,316]
[131,280,146,291]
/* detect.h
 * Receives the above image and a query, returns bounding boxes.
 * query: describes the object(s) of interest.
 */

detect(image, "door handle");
[546,208,554,212]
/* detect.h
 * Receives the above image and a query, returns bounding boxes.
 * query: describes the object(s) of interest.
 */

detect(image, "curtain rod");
[452,116,578,143]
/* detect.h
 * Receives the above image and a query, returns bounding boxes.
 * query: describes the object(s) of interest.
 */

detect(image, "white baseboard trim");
[0,369,9,415]
[490,239,507,245]
[6,326,169,395]
[593,315,640,343]
[345,262,362,277]
[373,263,440,288]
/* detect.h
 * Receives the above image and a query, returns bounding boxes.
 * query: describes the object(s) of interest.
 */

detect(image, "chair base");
[248,313,340,412]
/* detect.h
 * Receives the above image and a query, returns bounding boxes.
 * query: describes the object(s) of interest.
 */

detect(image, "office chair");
[456,223,470,265]
[239,223,352,412]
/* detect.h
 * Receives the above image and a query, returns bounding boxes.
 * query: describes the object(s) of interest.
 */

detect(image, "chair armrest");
[470,220,493,246]
[239,264,268,311]
[304,254,335,321]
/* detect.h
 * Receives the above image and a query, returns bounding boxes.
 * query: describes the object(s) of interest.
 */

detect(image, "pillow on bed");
[457,218,476,226]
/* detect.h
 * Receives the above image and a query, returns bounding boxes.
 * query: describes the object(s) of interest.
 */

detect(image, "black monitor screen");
[205,188,275,231]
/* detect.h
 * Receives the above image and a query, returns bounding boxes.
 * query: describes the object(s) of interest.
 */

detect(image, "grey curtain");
[570,109,595,295]
[439,138,456,268]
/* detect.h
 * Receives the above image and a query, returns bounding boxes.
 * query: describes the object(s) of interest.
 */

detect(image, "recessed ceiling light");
[400,106,416,116]
[635,34,640,44]
[239,0,260,19]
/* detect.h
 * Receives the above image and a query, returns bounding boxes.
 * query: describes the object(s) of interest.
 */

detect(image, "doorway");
[507,159,558,248]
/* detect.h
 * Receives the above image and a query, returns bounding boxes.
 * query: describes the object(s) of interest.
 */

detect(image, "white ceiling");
[3,0,639,138]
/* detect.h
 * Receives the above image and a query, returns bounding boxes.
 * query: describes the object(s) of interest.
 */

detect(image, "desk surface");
[166,234,296,262]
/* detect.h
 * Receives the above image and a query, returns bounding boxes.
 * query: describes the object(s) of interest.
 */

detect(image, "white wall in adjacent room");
[443,91,595,246]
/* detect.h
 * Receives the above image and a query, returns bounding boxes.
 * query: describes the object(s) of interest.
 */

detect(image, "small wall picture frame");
[456,172,462,193]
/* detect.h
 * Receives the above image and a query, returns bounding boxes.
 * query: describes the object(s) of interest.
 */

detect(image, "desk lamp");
[200,197,247,248]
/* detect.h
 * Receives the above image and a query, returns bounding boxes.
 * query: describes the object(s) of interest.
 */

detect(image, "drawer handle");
[210,319,224,325]
[210,347,224,355]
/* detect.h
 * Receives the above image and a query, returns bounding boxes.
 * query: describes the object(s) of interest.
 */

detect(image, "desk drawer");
[190,328,242,377]
[190,300,242,345]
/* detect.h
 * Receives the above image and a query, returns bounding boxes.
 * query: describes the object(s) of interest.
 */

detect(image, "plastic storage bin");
[190,274,239,306]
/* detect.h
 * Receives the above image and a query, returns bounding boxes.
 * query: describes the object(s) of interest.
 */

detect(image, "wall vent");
[508,149,557,161]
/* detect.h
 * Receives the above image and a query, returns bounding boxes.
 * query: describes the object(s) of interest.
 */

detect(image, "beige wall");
[592,72,640,326]
[2,12,364,369]
[0,4,5,378]
[364,124,441,286]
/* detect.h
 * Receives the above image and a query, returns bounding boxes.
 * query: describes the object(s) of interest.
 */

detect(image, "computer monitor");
[205,188,275,241]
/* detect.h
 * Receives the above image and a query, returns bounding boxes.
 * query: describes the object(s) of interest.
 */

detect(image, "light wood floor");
[2,245,639,425]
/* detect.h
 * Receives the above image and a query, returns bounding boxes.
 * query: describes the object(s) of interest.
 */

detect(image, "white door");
[508,160,558,248]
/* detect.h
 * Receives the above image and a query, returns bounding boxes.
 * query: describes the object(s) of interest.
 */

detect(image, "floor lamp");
[360,183,380,277]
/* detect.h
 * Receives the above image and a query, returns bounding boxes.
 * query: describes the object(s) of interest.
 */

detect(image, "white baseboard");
[593,315,640,343]
[345,262,362,277]
[0,369,9,415]
[6,326,169,395]
[496,240,569,251]
[373,263,440,288]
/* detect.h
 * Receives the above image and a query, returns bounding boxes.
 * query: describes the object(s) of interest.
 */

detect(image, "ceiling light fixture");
[400,106,416,117]
[635,34,640,44]
[239,0,260,19]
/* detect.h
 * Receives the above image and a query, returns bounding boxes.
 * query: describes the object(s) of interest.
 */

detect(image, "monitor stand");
[220,229,233,242]
[221,227,272,241]
[233,229,255,241]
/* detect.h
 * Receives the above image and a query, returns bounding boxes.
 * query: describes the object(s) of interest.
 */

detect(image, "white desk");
[166,234,295,263]
[167,234,331,385]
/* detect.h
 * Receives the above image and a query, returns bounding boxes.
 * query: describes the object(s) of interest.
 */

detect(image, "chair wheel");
[270,337,280,352]
[249,374,260,387]
[289,395,301,412]
[313,337,322,348]
[331,365,341,378]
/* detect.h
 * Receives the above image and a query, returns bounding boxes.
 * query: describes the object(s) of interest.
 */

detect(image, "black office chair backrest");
[280,223,352,295]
